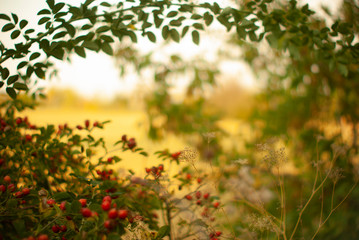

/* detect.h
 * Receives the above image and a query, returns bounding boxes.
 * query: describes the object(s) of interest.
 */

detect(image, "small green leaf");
[53,3,65,14]
[82,41,99,51]
[11,30,20,39]
[11,13,18,24]
[70,200,81,213]
[38,9,51,15]
[156,225,170,239]
[53,192,72,202]
[19,19,28,29]
[167,11,178,18]
[96,25,110,33]
[35,68,45,79]
[170,29,180,42]
[191,14,202,20]
[53,31,67,39]
[182,26,189,37]
[162,26,169,40]
[38,17,51,25]
[30,52,41,61]
[75,46,86,58]
[2,23,15,32]
[102,42,113,55]
[100,2,112,7]
[64,23,76,37]
[25,29,35,34]
[127,31,137,43]
[1,68,9,79]
[13,82,28,90]
[147,32,156,43]
[6,87,17,99]
[0,14,11,21]
[192,30,200,45]
[0,82,4,88]
[193,23,204,30]
[7,75,19,85]
[204,12,214,26]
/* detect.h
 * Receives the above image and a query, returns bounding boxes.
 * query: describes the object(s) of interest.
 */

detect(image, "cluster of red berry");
[145,164,164,178]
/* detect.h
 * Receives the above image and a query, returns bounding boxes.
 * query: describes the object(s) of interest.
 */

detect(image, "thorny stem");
[310,179,358,240]
[289,153,338,240]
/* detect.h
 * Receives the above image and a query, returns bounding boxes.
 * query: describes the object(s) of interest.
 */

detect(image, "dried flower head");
[329,168,344,183]
[203,132,216,143]
[179,146,199,164]
[247,213,277,233]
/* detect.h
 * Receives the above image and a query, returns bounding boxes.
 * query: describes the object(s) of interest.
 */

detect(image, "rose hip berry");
[104,220,112,230]
[22,187,30,196]
[79,198,87,207]
[52,225,60,233]
[195,191,201,199]
[185,195,192,200]
[203,193,210,199]
[103,195,112,203]
[81,208,92,218]
[60,225,67,232]
[108,208,118,219]
[46,199,55,206]
[213,202,220,208]
[101,201,111,211]
[0,185,5,193]
[85,120,90,128]
[4,175,11,183]
[118,209,128,219]
[37,234,49,240]
[60,201,66,211]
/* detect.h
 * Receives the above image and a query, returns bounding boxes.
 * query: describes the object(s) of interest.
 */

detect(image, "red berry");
[215,231,222,236]
[101,201,111,211]
[104,220,112,229]
[195,191,201,199]
[185,195,192,200]
[76,125,83,130]
[102,195,112,202]
[145,168,151,174]
[81,208,92,218]
[7,183,15,192]
[213,202,220,208]
[197,178,202,184]
[52,225,60,233]
[158,164,164,171]
[22,187,30,196]
[27,237,36,240]
[196,200,202,205]
[171,151,181,159]
[203,193,210,199]
[85,120,90,128]
[66,215,72,220]
[46,199,55,206]
[121,134,127,142]
[93,121,99,127]
[15,191,23,198]
[16,117,22,125]
[107,157,113,163]
[0,158,4,166]
[0,185,5,193]
[108,208,118,219]
[210,238,218,240]
[79,198,87,207]
[25,134,32,142]
[118,209,128,219]
[186,173,192,180]
[4,175,11,183]
[127,138,136,149]
[38,235,49,240]
[59,201,66,211]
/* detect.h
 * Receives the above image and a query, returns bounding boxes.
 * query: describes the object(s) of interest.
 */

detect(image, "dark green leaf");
[50,47,64,60]
[182,26,189,37]
[53,192,72,202]
[17,61,27,70]
[75,46,86,58]
[25,29,35,34]
[204,12,213,26]
[170,29,180,42]
[147,32,156,43]
[193,23,204,30]
[96,25,110,33]
[100,2,112,7]
[0,82,4,88]
[154,16,163,28]
[70,200,81,213]
[46,0,55,9]
[11,30,20,39]
[19,19,28,29]
[1,68,9,79]
[2,23,15,32]
[35,68,45,79]
[191,14,202,20]
[53,31,67,39]
[38,9,51,15]
[82,41,99,51]
[53,3,65,14]
[7,75,18,85]
[6,87,17,99]
[192,30,200,45]
[100,35,114,42]
[81,24,92,30]
[162,26,169,40]
[11,13,18,24]
[64,23,76,37]
[0,14,10,21]
[127,31,137,43]
[30,52,41,61]
[101,42,113,55]
[13,82,28,90]
[38,17,51,25]
[13,219,26,237]
[167,11,178,18]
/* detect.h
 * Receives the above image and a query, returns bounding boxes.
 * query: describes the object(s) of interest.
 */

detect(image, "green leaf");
[81,24,92,30]
[7,75,19,85]
[82,41,99,51]
[11,13,18,24]
[102,42,113,55]
[154,15,163,28]
[53,31,67,39]
[13,82,28,90]
[96,25,110,33]
[35,68,45,79]
[6,87,17,99]
[64,23,76,37]
[181,26,189,37]
[75,46,86,58]
[100,35,114,42]
[147,32,156,43]
[0,82,4,88]
[70,199,81,213]
[19,19,28,29]
[53,192,73,202]
[50,47,65,60]
[193,23,204,30]
[156,225,170,239]
[127,31,137,43]
[162,26,169,40]
[17,61,27,70]
[204,12,213,26]
[170,29,180,42]
[46,0,55,9]
[38,9,51,15]
[25,29,35,34]
[100,2,112,7]
[0,14,11,21]
[2,23,15,32]
[38,17,51,25]
[53,3,65,14]
[6,199,18,209]
[192,30,200,45]
[11,30,20,39]
[167,11,178,18]
[169,20,181,27]
[30,52,41,61]
[12,219,26,237]
[1,68,9,79]
[191,14,202,20]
